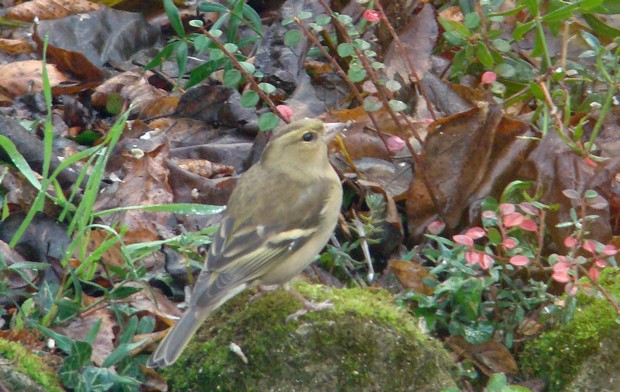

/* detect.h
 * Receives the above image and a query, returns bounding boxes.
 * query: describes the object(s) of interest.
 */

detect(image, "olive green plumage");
[147,119,343,368]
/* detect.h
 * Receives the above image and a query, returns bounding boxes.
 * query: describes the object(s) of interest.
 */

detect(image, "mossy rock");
[519,269,620,392]
[0,338,63,392]
[162,282,457,391]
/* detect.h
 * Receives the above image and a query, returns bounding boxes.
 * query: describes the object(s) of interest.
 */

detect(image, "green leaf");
[284,29,302,47]
[512,20,535,40]
[316,14,331,26]
[175,40,188,79]
[580,30,601,49]
[258,112,280,131]
[363,96,382,112]
[223,69,242,88]
[495,63,515,78]
[199,2,229,12]
[337,43,354,57]
[464,12,480,30]
[186,59,224,88]
[347,65,367,82]
[438,18,470,39]
[240,90,260,107]
[582,13,620,38]
[388,99,407,112]
[239,61,255,74]
[109,285,143,300]
[258,82,276,94]
[223,42,238,53]
[163,0,185,38]
[476,42,494,68]
[144,43,174,70]
[298,11,313,19]
[385,80,401,92]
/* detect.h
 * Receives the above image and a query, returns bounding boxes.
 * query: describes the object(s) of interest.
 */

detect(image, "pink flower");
[582,241,597,254]
[363,10,381,23]
[552,260,572,283]
[502,237,516,249]
[386,136,406,153]
[481,71,497,84]
[503,212,524,228]
[465,227,486,240]
[603,244,618,256]
[509,255,530,267]
[588,267,600,281]
[499,203,515,216]
[519,218,537,232]
[427,220,445,235]
[454,234,474,247]
[276,105,294,122]
[563,236,578,248]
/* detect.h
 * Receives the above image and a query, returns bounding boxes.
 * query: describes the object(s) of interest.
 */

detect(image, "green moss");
[162,281,456,391]
[0,338,63,392]
[520,269,620,391]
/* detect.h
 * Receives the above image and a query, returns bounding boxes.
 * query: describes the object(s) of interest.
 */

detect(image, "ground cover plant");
[0,0,618,390]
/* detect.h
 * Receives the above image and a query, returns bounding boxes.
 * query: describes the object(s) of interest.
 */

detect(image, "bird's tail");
[146,310,203,368]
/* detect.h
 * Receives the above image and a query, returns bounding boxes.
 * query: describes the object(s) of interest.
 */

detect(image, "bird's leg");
[285,283,333,322]
[249,284,280,303]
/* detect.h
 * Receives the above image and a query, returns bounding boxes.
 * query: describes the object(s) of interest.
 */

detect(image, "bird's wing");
[207,174,332,277]
[188,173,334,309]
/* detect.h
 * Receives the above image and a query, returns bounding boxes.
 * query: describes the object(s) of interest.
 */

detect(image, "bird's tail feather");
[146,310,203,368]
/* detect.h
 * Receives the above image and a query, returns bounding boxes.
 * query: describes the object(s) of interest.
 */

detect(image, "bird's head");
[260,119,343,175]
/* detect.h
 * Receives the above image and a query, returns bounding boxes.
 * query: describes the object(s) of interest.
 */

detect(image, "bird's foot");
[285,285,333,322]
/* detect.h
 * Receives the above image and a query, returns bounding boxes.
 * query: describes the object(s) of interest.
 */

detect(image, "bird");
[147,118,343,368]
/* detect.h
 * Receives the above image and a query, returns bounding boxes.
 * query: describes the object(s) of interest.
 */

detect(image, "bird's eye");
[301,132,316,142]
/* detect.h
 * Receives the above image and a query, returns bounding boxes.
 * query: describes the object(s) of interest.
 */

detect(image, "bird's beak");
[323,122,350,140]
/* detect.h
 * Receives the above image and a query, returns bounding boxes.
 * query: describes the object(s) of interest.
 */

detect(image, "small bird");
[147,119,343,368]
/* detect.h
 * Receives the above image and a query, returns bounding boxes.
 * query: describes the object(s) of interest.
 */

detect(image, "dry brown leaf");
[94,142,173,244]
[0,38,34,55]
[172,158,235,179]
[60,308,117,366]
[406,100,504,239]
[388,259,434,295]
[384,3,438,83]
[91,71,168,113]
[447,335,518,376]
[0,60,68,98]
[6,0,101,22]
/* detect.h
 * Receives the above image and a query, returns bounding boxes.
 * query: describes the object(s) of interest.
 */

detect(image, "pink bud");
[503,237,516,249]
[276,105,293,122]
[386,136,406,153]
[582,241,597,254]
[595,259,607,268]
[563,236,578,248]
[519,218,537,232]
[362,10,381,23]
[465,227,486,240]
[603,244,618,256]
[454,234,474,247]
[588,267,600,281]
[481,71,497,84]
[479,253,494,269]
[509,255,530,267]
[499,203,515,216]
[583,156,597,167]
[503,212,524,228]
[427,220,446,235]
